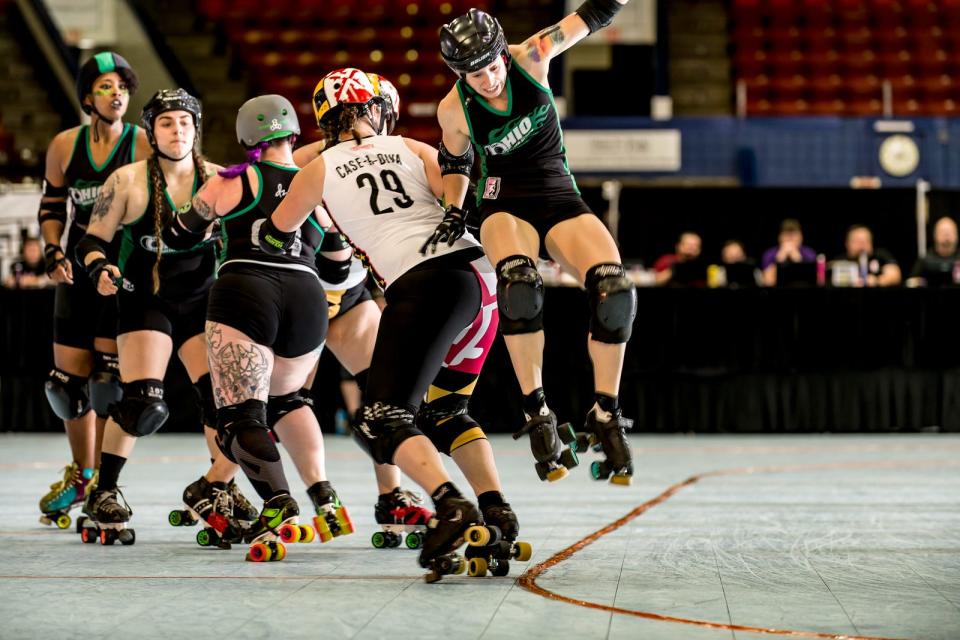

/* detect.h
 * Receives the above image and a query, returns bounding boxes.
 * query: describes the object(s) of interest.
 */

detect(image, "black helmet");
[140,89,202,159]
[76,51,139,115]
[440,8,509,75]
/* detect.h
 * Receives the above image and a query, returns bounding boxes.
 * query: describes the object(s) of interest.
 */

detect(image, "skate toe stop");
[546,467,569,482]
[611,474,632,486]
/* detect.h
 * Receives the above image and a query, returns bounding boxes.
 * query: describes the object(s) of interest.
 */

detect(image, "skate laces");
[94,487,133,517]
[229,481,255,512]
[391,489,431,524]
[211,486,234,516]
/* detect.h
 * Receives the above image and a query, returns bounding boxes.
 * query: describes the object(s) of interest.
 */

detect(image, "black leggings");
[365,251,482,412]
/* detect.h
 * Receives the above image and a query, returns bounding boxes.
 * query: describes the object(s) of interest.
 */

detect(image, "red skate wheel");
[279,523,301,543]
[247,542,272,562]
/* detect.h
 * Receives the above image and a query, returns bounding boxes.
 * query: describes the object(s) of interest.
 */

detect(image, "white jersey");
[320,135,481,288]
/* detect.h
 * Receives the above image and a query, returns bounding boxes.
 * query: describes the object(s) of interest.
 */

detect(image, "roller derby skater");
[436,5,637,484]
[37,52,149,529]
[578,405,634,485]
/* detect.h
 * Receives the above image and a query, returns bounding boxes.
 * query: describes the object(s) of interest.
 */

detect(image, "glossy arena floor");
[1,433,958,640]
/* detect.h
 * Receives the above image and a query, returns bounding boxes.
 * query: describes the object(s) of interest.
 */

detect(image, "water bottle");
[816,254,826,287]
[334,408,349,435]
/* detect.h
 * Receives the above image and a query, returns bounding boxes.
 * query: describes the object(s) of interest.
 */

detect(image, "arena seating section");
[732,0,960,116]
[198,0,487,144]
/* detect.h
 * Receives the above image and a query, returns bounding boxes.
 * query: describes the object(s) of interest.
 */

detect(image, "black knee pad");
[585,263,637,344]
[216,399,272,464]
[89,352,122,419]
[191,373,217,428]
[421,413,487,456]
[266,388,314,428]
[111,379,169,437]
[351,402,422,465]
[496,255,544,335]
[44,368,91,420]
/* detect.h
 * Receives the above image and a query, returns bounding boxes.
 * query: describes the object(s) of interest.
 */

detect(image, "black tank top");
[457,63,579,203]
[218,161,324,276]
[117,162,216,302]
[63,123,139,259]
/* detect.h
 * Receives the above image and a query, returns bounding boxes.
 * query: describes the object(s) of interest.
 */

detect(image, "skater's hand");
[88,259,122,296]
[420,205,467,255]
[43,244,73,284]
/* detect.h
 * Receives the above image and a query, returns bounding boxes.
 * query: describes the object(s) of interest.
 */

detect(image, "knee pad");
[266,388,314,428]
[495,255,544,335]
[44,368,91,420]
[111,379,169,437]
[351,402,422,465]
[421,412,487,456]
[191,373,217,428]
[586,263,637,344]
[216,399,272,464]
[89,352,122,419]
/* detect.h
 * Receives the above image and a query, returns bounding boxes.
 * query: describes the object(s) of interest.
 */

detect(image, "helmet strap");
[90,108,120,143]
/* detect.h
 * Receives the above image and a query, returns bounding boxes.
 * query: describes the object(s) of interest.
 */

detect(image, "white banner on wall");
[565,0,655,44]
[564,130,681,172]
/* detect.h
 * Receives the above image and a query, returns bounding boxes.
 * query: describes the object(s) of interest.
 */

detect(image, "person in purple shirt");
[761,218,816,286]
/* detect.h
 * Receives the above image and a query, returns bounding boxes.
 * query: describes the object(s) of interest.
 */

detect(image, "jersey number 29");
[356,169,413,215]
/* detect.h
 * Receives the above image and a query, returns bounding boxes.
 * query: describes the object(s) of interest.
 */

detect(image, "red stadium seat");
[809,73,843,98]
[770,98,810,115]
[770,73,809,100]
[845,73,881,99]
[768,50,806,75]
[809,98,846,114]
[846,98,883,115]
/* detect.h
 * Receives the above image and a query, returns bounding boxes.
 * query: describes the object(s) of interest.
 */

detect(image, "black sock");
[522,388,547,418]
[478,490,505,512]
[595,393,619,415]
[430,481,462,506]
[378,486,400,504]
[210,480,228,491]
[97,452,127,491]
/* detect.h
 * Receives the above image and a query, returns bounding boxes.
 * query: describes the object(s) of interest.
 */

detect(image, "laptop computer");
[776,261,818,288]
[669,260,708,287]
[724,262,760,288]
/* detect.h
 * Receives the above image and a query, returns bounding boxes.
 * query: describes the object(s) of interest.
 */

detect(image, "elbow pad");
[576,0,624,33]
[317,254,352,285]
[161,216,206,250]
[439,140,474,177]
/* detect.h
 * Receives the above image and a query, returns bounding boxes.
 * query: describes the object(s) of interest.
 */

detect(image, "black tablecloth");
[3,286,959,433]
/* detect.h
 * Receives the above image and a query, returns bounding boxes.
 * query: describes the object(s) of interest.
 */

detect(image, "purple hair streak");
[218,141,270,179]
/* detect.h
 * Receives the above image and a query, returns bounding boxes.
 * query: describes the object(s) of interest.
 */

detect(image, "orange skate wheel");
[299,525,315,543]
[466,525,490,547]
[279,523,301,543]
[313,515,334,543]
[514,541,533,562]
[247,542,272,562]
[273,542,286,561]
[335,506,355,535]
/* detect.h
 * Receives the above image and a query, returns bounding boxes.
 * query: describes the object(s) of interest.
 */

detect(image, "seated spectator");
[721,239,761,287]
[761,218,816,287]
[721,239,747,264]
[909,217,959,286]
[833,224,901,287]
[654,231,702,286]
[4,236,50,289]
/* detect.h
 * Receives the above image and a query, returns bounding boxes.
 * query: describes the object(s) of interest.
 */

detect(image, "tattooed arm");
[86,166,133,244]
[516,1,629,73]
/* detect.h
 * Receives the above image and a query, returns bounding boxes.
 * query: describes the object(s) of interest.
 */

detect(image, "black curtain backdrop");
[4,285,959,434]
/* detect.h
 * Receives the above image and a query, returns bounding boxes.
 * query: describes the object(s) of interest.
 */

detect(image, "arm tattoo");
[91,175,118,222]
[527,25,565,62]
[209,336,272,407]
[193,193,216,221]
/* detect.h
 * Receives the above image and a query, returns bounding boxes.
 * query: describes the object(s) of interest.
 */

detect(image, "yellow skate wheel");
[335,506,355,535]
[611,474,632,487]
[467,557,488,577]
[299,525,315,543]
[247,542,272,562]
[273,542,287,561]
[55,514,72,530]
[279,523,301,543]
[466,525,491,546]
[514,541,533,562]
[452,555,466,575]
[313,515,334,543]
[546,466,569,482]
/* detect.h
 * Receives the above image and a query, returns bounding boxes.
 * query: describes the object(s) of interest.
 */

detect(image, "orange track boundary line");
[519,459,958,640]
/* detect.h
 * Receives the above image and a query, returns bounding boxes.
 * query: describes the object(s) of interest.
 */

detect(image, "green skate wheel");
[405,532,422,550]
[371,531,387,548]
[196,529,212,546]
[557,423,577,444]
[168,510,184,527]
[590,460,610,480]
[560,446,579,470]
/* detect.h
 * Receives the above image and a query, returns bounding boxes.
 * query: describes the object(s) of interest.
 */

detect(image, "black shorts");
[53,275,119,349]
[326,280,373,321]
[117,289,208,350]
[207,265,328,358]
[479,192,593,259]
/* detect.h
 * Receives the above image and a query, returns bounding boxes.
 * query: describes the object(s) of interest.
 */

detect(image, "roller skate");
[464,502,532,577]
[228,478,259,525]
[307,481,354,543]
[39,462,93,530]
[169,477,243,549]
[575,407,634,486]
[419,493,481,583]
[83,487,135,545]
[512,408,580,482]
[75,470,98,535]
[245,493,313,562]
[372,488,433,550]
